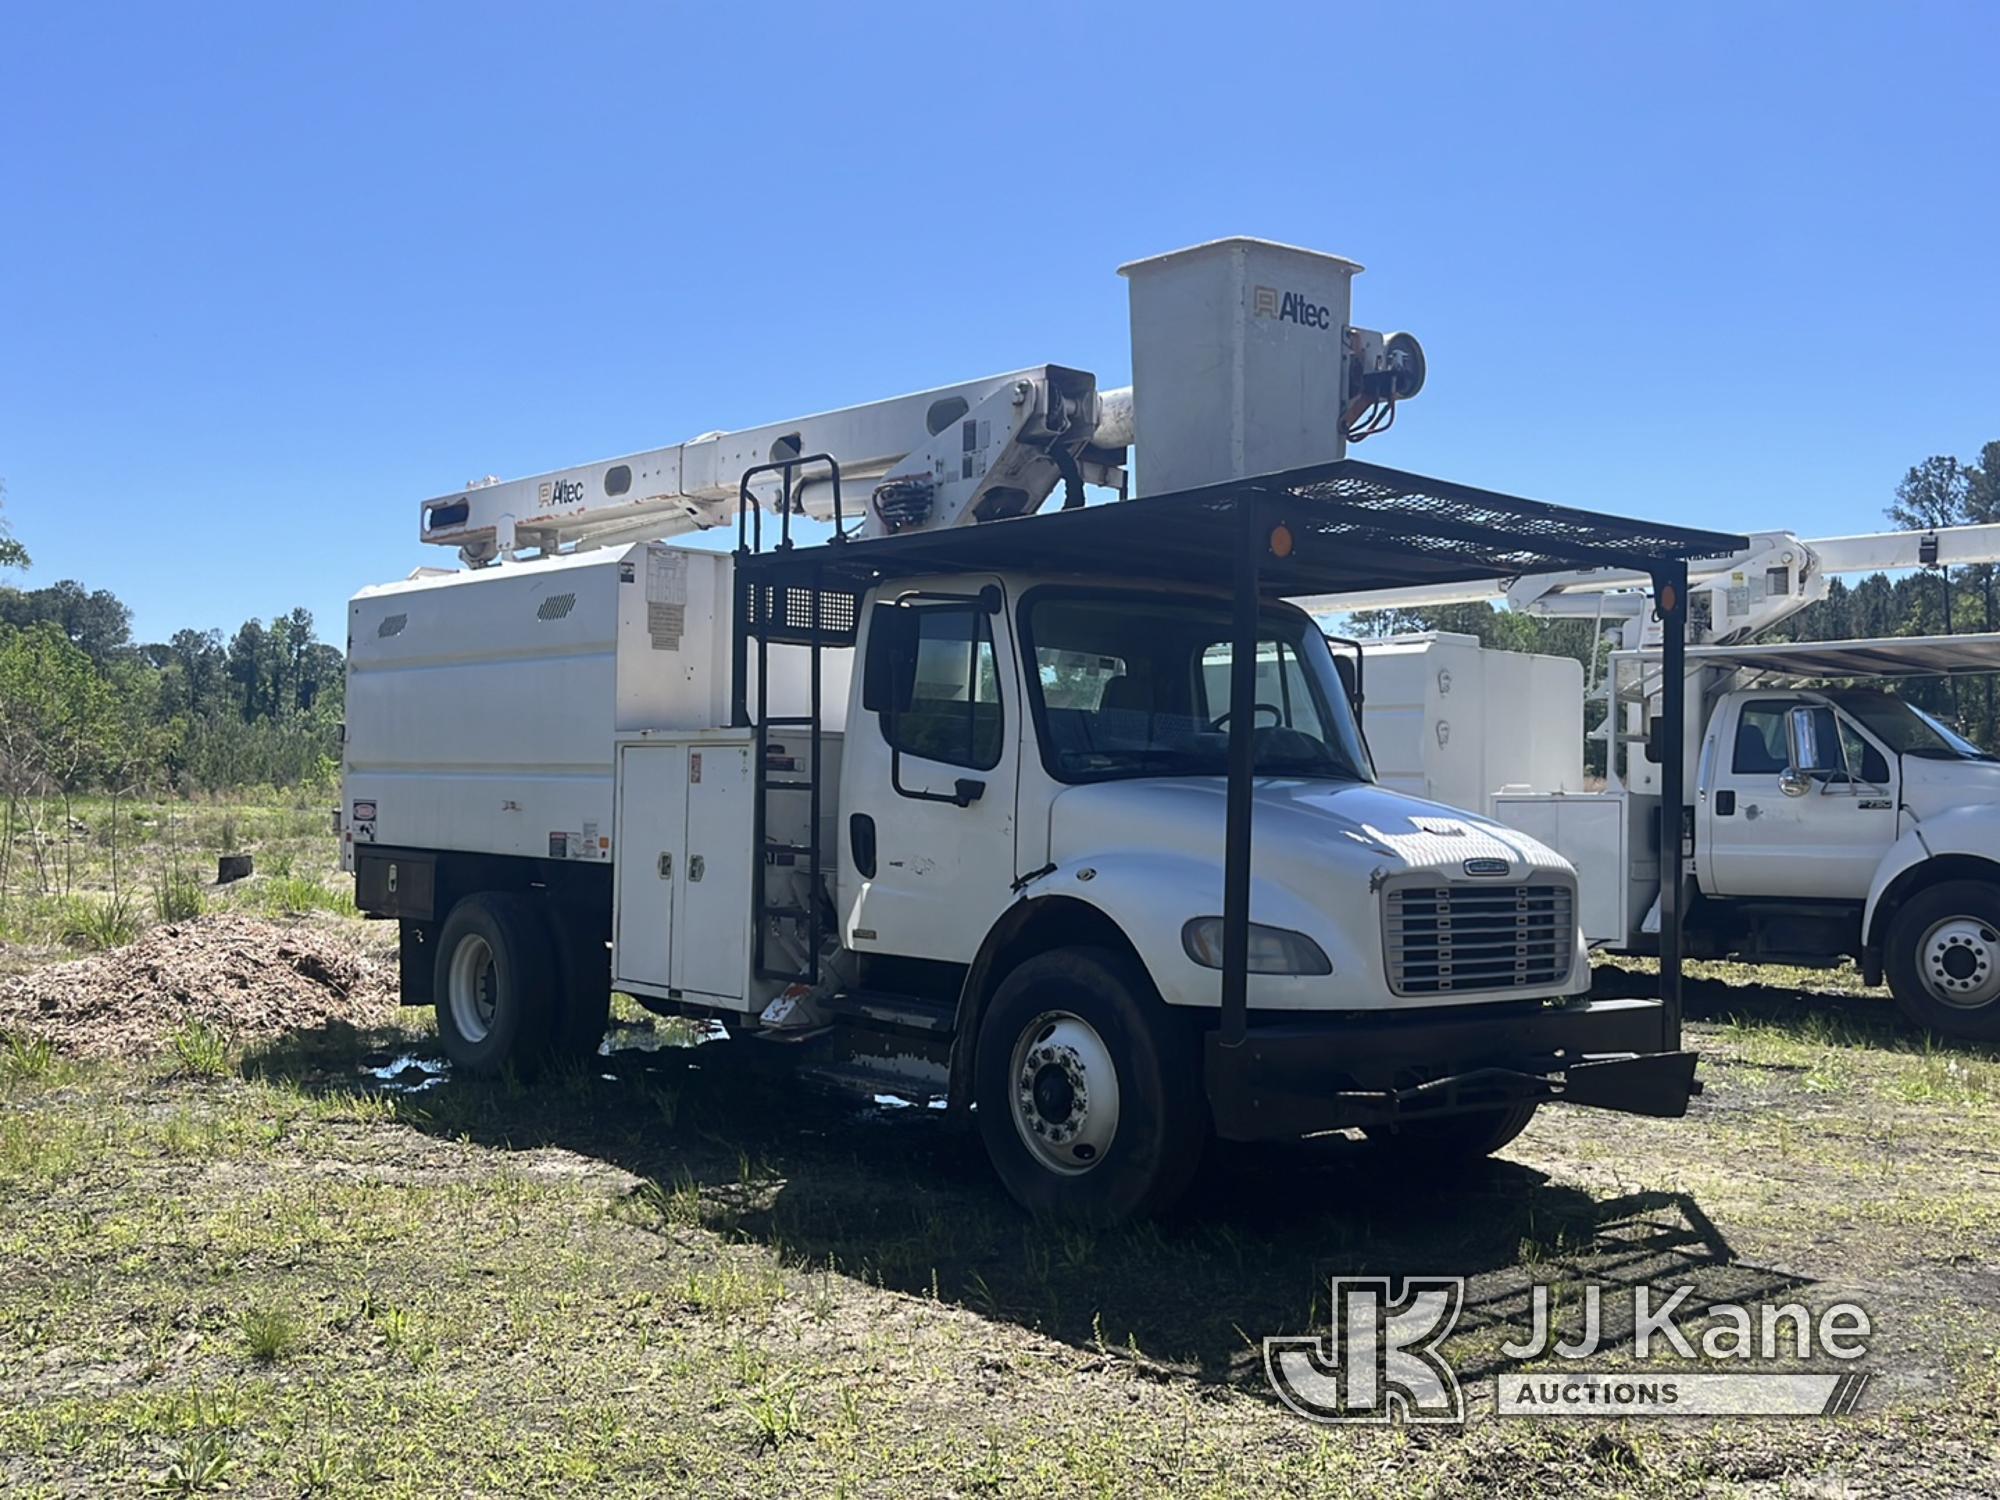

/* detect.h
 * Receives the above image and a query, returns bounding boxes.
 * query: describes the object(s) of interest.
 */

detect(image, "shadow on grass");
[1592,961,2000,1059]
[244,1012,1809,1392]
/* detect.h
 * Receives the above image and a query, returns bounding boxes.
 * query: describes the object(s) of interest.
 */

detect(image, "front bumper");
[1204,996,1697,1141]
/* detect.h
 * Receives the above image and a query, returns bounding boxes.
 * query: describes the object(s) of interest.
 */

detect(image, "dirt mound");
[0,914,398,1056]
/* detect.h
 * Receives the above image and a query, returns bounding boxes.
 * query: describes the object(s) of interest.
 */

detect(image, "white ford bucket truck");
[1688,660,2000,1035]
[343,239,1740,1221]
[1314,525,2000,1042]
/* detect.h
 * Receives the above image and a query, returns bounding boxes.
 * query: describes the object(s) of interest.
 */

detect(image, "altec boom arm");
[415,238,1428,568]
[418,366,1133,566]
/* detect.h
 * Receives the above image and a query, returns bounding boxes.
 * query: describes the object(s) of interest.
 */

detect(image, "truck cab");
[843,573,1583,1014]
[1692,685,2000,1034]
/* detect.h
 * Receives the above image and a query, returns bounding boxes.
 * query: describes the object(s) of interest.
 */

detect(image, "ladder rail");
[739,459,844,986]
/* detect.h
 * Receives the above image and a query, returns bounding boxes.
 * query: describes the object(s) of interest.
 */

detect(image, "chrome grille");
[1383,881,1575,996]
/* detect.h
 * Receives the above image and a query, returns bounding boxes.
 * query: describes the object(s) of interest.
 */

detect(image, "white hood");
[1039,775,1583,1011]
[1049,776,1574,893]
[1901,754,2000,822]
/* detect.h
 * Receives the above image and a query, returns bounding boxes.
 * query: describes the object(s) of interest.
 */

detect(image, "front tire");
[434,893,558,1077]
[973,946,1205,1224]
[1886,880,2000,1041]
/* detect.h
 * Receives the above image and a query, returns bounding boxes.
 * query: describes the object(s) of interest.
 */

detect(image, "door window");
[872,606,1004,770]
[1732,699,1889,783]
[1731,701,1792,774]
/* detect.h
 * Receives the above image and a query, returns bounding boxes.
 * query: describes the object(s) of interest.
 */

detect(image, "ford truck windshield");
[1828,689,1998,762]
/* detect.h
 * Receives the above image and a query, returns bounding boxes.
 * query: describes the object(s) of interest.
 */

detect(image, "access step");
[821,989,956,1041]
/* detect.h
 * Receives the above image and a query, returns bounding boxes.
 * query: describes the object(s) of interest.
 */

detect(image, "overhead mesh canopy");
[1666,632,2000,680]
[737,459,1748,598]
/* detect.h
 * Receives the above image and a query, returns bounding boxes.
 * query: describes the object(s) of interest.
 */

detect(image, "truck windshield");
[1020,592,1373,784]
[1827,690,1997,762]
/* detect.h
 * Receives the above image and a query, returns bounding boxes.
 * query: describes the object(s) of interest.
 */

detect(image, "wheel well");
[1869,854,2000,952]
[946,896,1157,1114]
[390,853,611,1006]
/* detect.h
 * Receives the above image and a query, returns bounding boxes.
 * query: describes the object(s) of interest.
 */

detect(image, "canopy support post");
[1652,560,1690,1051]
[1221,493,1261,1049]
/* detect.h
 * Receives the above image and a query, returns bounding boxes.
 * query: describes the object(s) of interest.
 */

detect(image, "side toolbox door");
[675,739,753,1003]
[613,742,687,993]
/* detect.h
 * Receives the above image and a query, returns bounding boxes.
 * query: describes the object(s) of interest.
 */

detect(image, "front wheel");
[1886,881,2000,1042]
[973,947,1205,1224]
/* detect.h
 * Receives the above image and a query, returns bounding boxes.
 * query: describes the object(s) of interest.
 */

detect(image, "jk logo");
[1265,1276,1466,1424]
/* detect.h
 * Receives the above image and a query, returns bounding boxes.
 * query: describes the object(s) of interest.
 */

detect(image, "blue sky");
[2,2,1995,644]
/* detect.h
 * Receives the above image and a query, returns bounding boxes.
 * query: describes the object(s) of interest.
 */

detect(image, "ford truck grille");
[1383,881,1575,996]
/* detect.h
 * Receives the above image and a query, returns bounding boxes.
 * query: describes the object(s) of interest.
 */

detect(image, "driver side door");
[839,580,1020,964]
[1702,697,1897,899]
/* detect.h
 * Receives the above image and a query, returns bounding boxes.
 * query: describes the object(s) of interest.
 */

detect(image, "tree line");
[1349,443,2000,766]
[0,495,343,815]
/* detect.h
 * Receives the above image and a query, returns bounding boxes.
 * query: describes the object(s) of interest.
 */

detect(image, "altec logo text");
[537,478,586,509]
[1252,284,1335,330]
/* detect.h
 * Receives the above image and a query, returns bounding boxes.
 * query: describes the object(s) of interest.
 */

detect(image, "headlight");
[1180,917,1332,975]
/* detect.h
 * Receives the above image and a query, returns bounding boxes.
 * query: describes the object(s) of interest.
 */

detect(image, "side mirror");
[1330,653,1361,715]
[1322,634,1365,716]
[861,604,918,715]
[1781,705,1829,796]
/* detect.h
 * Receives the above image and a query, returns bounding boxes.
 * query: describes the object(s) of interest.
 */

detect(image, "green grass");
[238,1303,300,1363]
[0,1031,62,1082]
[57,892,143,951]
[0,1020,1992,1498]
[1,831,1996,1494]
[166,1021,233,1081]
[152,872,206,923]
[247,873,357,919]
[2,795,353,963]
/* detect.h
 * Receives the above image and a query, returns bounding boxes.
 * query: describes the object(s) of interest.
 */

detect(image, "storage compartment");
[612,728,842,1010]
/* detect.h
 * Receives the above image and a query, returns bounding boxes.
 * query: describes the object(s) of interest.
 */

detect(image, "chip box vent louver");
[536,592,578,622]
[376,613,408,639]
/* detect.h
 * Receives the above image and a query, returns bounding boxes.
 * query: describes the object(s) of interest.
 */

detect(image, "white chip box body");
[342,541,850,867]
[1357,632,1586,816]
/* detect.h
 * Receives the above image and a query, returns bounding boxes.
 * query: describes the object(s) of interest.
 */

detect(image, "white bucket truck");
[344,240,1739,1221]
[1313,527,2000,1040]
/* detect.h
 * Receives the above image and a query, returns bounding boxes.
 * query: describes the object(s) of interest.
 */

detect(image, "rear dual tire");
[433,892,611,1078]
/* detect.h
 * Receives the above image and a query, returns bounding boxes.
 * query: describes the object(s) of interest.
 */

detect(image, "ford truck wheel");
[974,947,1204,1224]
[434,893,558,1077]
[1886,881,2000,1042]
[1364,1103,1538,1169]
